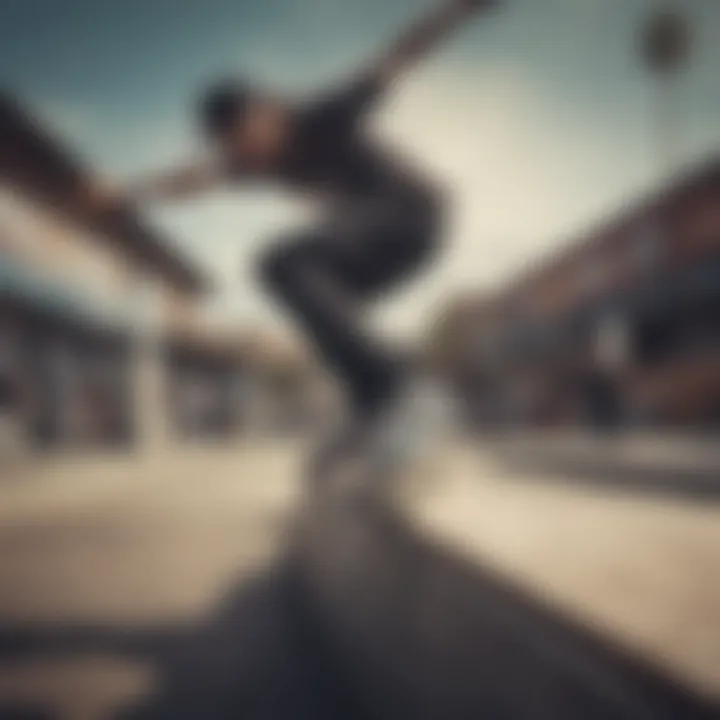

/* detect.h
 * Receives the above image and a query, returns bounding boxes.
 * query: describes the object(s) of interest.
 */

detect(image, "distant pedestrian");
[0,363,25,478]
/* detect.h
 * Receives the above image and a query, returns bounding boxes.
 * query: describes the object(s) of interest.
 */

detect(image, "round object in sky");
[641,8,691,75]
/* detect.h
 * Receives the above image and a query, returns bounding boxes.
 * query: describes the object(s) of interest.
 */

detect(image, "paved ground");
[0,443,302,719]
[402,439,720,698]
[0,439,717,719]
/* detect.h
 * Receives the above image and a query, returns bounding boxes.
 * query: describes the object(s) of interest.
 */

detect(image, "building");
[466,158,720,428]
[0,94,249,451]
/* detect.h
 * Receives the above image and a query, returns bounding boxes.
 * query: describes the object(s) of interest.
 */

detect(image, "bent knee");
[257,242,295,291]
[256,237,326,297]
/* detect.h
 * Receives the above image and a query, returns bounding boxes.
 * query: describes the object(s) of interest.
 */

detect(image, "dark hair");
[198,79,253,139]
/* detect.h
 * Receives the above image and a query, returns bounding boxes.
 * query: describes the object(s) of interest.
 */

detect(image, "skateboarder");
[87,0,498,472]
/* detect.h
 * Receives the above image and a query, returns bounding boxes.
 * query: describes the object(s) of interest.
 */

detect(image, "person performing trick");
[88,0,498,480]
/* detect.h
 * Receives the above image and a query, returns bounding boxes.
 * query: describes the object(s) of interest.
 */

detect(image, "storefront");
[0,255,135,450]
[1,95,210,453]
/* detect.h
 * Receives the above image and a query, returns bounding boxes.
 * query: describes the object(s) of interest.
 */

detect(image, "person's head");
[198,79,291,169]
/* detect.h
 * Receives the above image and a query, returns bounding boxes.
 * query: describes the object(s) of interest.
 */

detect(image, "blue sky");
[1,0,719,336]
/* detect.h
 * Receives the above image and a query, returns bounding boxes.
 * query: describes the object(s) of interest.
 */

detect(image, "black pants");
[258,195,440,418]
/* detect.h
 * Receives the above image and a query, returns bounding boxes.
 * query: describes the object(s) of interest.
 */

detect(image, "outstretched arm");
[124,162,222,203]
[366,0,499,87]
[81,161,224,215]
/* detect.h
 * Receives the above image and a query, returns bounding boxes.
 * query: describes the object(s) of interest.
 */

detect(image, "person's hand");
[76,179,125,218]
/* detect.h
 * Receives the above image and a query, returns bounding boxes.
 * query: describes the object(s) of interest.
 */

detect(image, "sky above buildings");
[1,0,719,337]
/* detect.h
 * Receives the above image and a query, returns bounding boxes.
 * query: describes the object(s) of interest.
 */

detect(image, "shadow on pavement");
[0,560,367,720]
[0,489,716,719]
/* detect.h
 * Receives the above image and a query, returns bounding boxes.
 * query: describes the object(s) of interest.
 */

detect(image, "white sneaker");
[308,379,453,497]
[368,376,452,480]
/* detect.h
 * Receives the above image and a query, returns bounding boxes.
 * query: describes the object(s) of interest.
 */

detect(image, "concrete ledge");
[481,433,720,501]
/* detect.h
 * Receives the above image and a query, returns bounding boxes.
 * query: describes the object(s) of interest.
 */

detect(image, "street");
[0,439,718,719]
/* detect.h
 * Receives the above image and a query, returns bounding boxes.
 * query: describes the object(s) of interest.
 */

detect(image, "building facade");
[0,95,249,453]
[464,159,720,428]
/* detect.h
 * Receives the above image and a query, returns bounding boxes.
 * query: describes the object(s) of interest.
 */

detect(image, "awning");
[0,253,132,332]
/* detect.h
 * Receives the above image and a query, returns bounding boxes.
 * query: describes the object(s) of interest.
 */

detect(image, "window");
[632,219,665,274]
